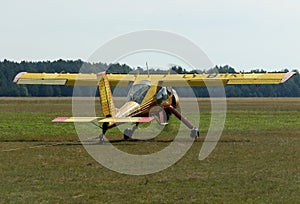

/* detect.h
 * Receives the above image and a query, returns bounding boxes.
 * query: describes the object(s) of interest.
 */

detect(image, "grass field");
[0,97,299,203]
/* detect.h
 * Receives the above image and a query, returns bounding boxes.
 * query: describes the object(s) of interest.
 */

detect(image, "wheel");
[124,128,133,140]
[99,133,105,144]
[190,128,199,138]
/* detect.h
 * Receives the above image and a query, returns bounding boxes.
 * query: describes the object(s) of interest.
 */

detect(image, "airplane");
[13,70,296,142]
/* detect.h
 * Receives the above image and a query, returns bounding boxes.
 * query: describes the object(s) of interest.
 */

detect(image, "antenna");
[146,62,150,77]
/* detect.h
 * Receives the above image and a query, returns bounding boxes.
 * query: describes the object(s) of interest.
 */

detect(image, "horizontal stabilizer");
[52,116,154,123]
[99,117,154,123]
[52,117,103,122]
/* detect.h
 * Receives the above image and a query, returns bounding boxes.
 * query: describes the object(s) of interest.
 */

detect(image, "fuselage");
[114,80,178,119]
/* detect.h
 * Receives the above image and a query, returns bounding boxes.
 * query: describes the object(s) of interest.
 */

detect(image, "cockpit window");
[127,80,151,104]
[156,87,168,105]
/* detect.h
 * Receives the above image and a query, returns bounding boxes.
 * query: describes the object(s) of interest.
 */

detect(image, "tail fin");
[97,72,116,118]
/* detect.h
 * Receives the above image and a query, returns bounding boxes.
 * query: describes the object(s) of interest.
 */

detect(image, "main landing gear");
[123,123,139,140]
[98,122,139,143]
[123,106,200,140]
[98,106,199,143]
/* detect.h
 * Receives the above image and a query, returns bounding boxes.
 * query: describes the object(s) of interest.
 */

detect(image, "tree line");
[0,59,299,97]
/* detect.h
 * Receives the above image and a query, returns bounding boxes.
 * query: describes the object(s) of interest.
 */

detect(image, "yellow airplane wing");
[153,72,297,86]
[13,72,135,86]
[14,71,296,87]
[221,72,297,85]
[14,72,96,86]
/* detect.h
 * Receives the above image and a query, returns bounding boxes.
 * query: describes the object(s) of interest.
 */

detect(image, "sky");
[1,0,299,71]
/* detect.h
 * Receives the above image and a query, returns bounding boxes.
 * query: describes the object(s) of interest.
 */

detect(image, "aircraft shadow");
[0,138,250,147]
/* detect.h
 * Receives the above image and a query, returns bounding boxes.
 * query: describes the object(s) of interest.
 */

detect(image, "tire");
[124,128,133,140]
[190,128,199,138]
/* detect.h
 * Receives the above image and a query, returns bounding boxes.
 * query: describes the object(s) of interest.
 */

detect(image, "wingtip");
[52,117,69,122]
[138,117,155,122]
[97,71,106,77]
[13,72,27,83]
[281,72,297,83]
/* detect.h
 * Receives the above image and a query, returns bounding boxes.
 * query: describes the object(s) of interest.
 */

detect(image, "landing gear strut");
[123,123,139,140]
[98,122,108,144]
[166,105,200,139]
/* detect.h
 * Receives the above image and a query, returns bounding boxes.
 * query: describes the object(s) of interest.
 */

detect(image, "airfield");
[0,97,299,203]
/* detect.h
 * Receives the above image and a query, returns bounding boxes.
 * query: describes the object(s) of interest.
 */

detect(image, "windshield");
[156,87,168,105]
[127,80,151,104]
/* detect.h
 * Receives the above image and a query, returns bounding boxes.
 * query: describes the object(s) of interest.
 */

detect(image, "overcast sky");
[1,0,299,71]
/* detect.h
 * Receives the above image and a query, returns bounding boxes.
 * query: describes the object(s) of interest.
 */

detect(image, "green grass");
[0,97,299,203]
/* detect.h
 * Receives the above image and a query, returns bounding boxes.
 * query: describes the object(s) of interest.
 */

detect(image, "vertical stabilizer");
[97,72,116,117]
